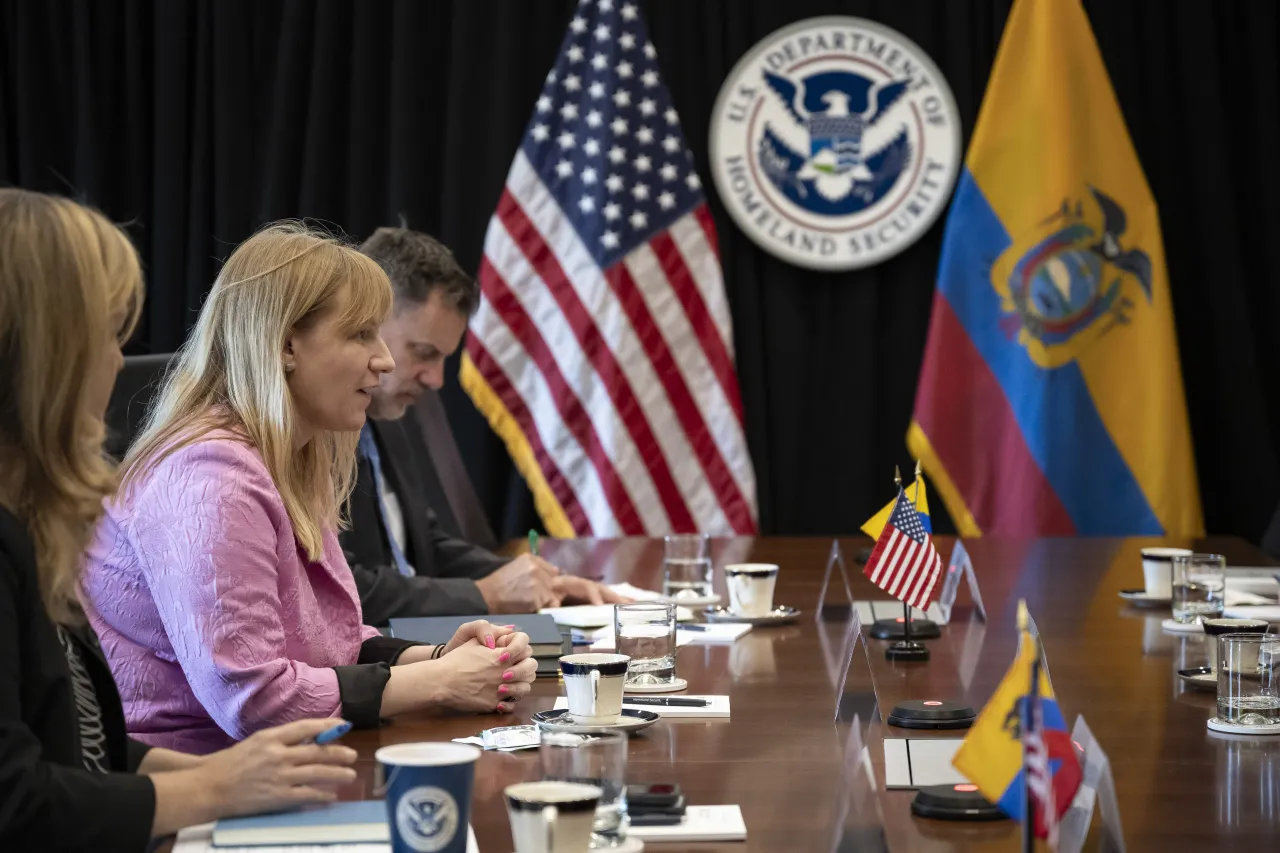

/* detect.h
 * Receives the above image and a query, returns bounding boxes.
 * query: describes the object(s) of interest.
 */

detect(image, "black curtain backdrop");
[2,0,1277,543]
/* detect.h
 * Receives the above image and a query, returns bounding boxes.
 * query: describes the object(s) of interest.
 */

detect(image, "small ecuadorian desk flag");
[908,0,1204,538]
[861,470,930,541]
[952,603,1081,839]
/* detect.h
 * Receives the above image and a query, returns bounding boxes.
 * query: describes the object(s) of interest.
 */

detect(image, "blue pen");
[314,721,352,745]
[680,624,711,632]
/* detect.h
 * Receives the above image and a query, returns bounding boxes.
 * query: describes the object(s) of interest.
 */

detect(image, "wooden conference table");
[195,536,1280,851]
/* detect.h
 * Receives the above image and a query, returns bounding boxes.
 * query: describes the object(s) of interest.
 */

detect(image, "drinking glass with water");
[1171,553,1225,624]
[663,533,713,601]
[615,602,677,686]
[540,731,630,848]
[1216,632,1280,727]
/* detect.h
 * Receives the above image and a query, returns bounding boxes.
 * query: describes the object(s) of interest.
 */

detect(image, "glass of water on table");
[663,533,713,602]
[540,730,630,848]
[614,602,677,687]
[1172,553,1226,624]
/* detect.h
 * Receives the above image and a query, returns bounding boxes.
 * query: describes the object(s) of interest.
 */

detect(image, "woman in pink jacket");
[82,223,536,754]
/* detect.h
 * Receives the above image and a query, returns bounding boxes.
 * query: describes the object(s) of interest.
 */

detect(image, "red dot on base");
[923,701,943,706]
[954,784,978,793]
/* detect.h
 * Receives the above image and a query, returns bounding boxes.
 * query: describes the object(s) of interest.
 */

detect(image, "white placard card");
[1058,715,1127,853]
[816,539,855,619]
[937,540,986,624]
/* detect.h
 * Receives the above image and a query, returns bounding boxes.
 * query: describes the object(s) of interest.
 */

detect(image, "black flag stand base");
[884,601,931,661]
[869,617,941,641]
[885,640,931,662]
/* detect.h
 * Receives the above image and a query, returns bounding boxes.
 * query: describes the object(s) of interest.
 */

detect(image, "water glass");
[1171,553,1225,624]
[614,602,677,686]
[663,533,713,601]
[1217,633,1280,726]
[540,731,629,848]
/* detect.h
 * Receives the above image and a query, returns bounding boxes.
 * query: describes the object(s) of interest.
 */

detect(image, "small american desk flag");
[863,488,944,610]
[460,0,757,538]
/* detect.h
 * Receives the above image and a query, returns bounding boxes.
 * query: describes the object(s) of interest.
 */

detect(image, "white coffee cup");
[505,781,602,853]
[724,563,779,617]
[558,653,628,725]
[1141,547,1190,598]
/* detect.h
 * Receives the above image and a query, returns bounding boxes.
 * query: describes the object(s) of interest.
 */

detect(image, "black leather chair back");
[104,353,173,460]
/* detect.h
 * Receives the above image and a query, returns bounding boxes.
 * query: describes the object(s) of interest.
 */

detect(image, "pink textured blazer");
[82,433,384,754]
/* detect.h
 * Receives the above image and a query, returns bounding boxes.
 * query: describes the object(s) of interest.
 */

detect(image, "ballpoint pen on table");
[623,697,710,707]
[679,624,711,632]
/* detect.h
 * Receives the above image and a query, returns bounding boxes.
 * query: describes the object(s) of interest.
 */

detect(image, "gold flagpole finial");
[914,458,922,479]
[1017,599,1029,632]
[894,465,902,488]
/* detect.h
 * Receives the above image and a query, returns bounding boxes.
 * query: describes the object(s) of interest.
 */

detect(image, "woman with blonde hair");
[81,222,535,755]
[0,189,361,851]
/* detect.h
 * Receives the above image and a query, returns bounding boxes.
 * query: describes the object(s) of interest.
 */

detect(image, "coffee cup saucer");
[623,676,688,693]
[532,708,661,735]
[1176,667,1216,691]
[1118,589,1171,608]
[1161,618,1204,634]
[703,605,800,626]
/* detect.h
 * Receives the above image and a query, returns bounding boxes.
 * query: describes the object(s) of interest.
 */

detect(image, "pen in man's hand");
[314,720,352,744]
[528,529,539,557]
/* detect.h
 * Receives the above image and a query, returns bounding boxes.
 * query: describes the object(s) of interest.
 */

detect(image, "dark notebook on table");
[389,613,569,658]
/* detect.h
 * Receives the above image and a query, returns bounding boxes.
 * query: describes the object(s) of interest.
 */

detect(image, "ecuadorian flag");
[952,613,1081,825]
[908,0,1203,537]
[861,474,930,540]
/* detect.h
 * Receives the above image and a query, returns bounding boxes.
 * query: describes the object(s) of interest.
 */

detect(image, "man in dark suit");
[344,227,624,624]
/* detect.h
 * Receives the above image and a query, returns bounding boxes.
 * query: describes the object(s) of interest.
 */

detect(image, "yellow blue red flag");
[952,607,1080,829]
[861,474,930,541]
[907,0,1203,537]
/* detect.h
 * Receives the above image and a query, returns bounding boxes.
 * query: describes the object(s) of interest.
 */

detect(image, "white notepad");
[541,603,695,628]
[627,805,746,842]
[589,630,696,651]
[553,694,730,719]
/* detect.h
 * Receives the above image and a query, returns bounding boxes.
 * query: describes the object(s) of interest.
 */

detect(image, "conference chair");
[409,391,500,552]
[104,353,173,461]
[1263,502,1280,560]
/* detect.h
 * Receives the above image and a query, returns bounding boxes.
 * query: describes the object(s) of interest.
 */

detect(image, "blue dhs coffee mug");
[375,742,481,853]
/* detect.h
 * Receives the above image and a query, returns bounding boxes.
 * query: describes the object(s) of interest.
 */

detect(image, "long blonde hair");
[120,222,392,559]
[0,189,143,624]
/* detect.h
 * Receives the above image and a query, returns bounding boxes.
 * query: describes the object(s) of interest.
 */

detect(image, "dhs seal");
[394,785,459,853]
[708,17,961,271]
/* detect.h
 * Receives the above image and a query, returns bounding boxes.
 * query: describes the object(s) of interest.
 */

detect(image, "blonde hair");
[0,189,144,624]
[120,222,392,559]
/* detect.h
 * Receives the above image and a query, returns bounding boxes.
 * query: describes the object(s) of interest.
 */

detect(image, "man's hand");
[475,555,563,613]
[551,575,633,606]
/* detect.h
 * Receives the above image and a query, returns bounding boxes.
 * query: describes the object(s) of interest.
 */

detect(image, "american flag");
[862,488,943,610]
[1024,676,1059,846]
[460,0,757,537]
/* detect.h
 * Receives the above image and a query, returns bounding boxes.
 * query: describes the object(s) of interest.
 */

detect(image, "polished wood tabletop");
[183,535,1280,851]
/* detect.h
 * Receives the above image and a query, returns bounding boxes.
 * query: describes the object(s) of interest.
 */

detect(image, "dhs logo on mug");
[395,786,459,853]
[708,17,960,271]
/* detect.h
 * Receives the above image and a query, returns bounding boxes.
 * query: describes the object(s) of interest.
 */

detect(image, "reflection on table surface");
[159,535,1280,851]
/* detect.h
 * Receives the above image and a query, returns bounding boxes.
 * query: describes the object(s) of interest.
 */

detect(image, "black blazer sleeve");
[345,548,491,625]
[0,553,156,853]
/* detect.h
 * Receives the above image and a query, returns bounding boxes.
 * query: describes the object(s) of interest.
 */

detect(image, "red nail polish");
[499,652,511,663]
[497,704,505,713]
[503,670,514,681]
[485,636,496,649]
[499,685,508,695]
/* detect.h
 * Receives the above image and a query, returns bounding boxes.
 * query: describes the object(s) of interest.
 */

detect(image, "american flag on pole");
[1024,669,1059,846]
[862,488,943,610]
[460,0,757,537]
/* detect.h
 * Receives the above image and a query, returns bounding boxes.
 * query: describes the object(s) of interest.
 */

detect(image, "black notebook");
[388,613,568,658]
